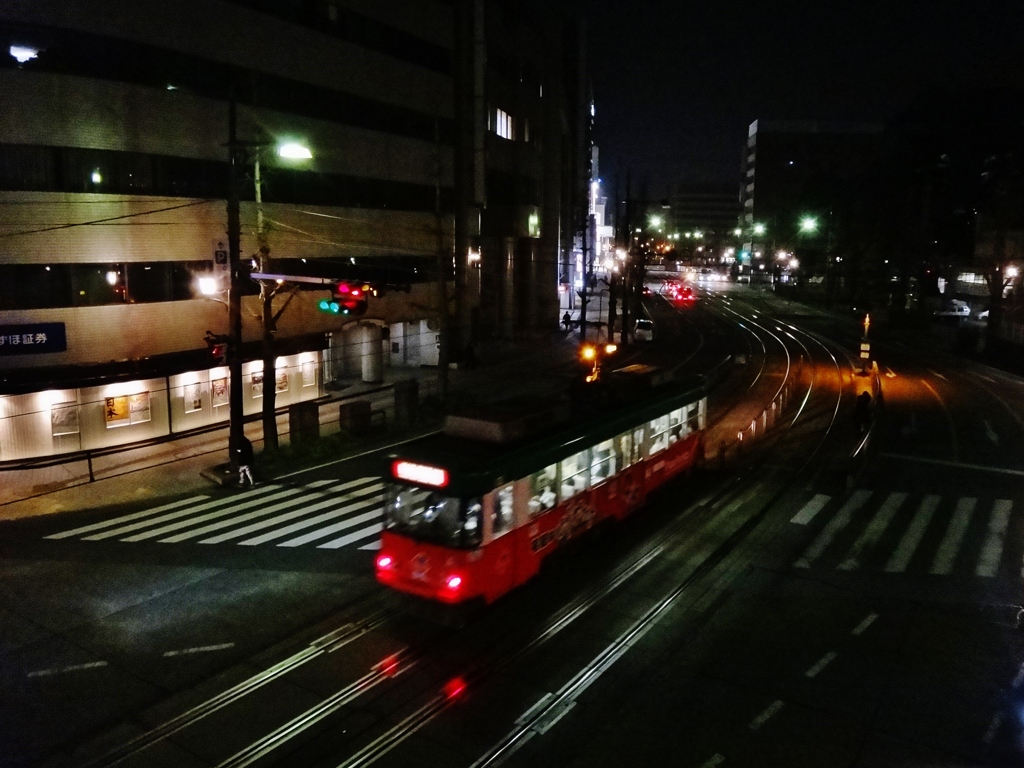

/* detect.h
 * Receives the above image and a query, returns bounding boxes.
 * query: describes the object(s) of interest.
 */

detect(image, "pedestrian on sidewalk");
[236,435,256,486]
[562,311,572,331]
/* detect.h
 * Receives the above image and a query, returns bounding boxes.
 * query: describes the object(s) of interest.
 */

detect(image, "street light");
[753,223,766,236]
[799,216,819,234]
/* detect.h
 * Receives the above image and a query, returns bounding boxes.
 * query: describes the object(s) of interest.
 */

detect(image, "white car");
[635,319,654,341]
[934,300,970,317]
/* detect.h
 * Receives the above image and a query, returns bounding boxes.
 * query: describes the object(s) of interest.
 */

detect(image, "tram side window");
[529,464,558,515]
[494,483,515,536]
[617,431,634,469]
[668,408,685,444]
[648,415,670,455]
[560,449,590,500]
[590,439,616,485]
[688,402,701,432]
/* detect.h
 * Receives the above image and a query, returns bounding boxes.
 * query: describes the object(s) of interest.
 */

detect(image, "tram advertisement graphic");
[530,500,596,553]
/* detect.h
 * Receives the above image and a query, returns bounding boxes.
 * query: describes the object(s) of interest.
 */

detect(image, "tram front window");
[385,485,482,548]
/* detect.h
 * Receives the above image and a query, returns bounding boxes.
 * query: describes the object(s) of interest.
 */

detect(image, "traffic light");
[318,282,371,316]
[204,330,229,364]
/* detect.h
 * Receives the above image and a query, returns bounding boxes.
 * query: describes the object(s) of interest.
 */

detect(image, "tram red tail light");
[376,554,394,571]
[443,676,467,700]
[444,574,463,592]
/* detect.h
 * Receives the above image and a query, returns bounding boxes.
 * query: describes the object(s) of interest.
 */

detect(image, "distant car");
[635,319,654,341]
[642,286,652,296]
[934,300,970,317]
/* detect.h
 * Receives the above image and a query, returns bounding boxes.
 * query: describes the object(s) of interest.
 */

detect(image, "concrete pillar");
[361,324,384,383]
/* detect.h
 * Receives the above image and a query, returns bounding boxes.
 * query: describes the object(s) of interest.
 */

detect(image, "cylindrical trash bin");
[289,401,320,444]
[339,399,372,437]
[393,379,418,427]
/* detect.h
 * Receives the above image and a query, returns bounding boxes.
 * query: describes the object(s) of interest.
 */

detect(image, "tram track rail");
[65,296,852,768]
[306,299,853,768]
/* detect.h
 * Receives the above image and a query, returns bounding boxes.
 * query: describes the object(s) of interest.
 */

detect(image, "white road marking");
[28,660,108,678]
[884,367,896,379]
[82,485,305,542]
[982,712,1003,744]
[119,481,336,542]
[839,492,907,570]
[885,495,941,572]
[927,369,948,381]
[699,754,726,768]
[983,420,1000,445]
[359,539,382,551]
[235,492,382,546]
[790,494,830,525]
[794,490,871,568]
[162,642,235,658]
[45,495,210,539]
[929,497,977,575]
[162,482,378,543]
[278,511,381,548]
[1012,662,1024,689]
[976,500,1013,578]
[749,700,784,731]
[317,522,383,550]
[181,480,380,544]
[975,374,995,383]
[851,613,878,636]
[805,651,838,678]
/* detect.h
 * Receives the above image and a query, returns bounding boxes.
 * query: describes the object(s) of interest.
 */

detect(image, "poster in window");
[211,377,228,407]
[51,402,80,436]
[128,392,151,425]
[183,382,202,413]
[251,371,264,398]
[104,396,130,428]
[301,360,316,387]
[275,368,289,393]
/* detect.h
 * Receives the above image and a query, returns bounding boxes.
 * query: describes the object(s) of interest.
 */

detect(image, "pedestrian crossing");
[44,477,386,551]
[790,490,1019,578]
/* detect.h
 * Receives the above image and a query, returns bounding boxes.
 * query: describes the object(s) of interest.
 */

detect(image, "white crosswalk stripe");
[976,500,1012,578]
[794,490,872,569]
[41,477,386,552]
[929,497,976,575]
[792,491,1018,579]
[885,495,940,573]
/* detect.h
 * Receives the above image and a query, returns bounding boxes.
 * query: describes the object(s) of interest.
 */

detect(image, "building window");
[495,108,514,140]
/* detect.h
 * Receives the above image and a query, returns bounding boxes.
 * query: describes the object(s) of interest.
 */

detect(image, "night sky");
[554,0,1024,197]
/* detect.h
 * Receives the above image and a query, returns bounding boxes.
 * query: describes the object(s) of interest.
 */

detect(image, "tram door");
[489,483,518,597]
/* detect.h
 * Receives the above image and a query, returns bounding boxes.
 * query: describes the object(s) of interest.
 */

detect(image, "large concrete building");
[0,0,589,461]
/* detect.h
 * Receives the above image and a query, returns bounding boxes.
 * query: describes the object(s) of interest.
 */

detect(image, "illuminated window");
[560,450,589,500]
[590,439,616,485]
[529,463,558,515]
[493,483,514,536]
[648,415,669,455]
[495,108,514,140]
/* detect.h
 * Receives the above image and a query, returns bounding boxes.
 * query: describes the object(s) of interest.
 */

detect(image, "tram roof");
[387,376,706,496]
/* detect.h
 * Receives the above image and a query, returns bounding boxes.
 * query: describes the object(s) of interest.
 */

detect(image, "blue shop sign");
[0,323,67,355]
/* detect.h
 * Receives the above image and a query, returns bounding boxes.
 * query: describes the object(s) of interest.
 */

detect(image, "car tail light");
[376,554,394,571]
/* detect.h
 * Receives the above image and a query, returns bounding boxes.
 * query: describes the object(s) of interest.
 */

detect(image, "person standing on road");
[562,311,572,331]
[236,435,255,486]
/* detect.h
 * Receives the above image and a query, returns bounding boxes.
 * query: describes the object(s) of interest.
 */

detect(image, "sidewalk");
[0,332,582,522]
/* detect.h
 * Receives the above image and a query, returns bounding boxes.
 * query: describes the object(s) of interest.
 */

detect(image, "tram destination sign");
[0,322,67,356]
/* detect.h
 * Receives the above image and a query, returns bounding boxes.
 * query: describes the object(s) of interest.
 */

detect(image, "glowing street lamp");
[277,142,313,159]
[752,223,766,236]
[799,216,819,234]
[649,215,663,230]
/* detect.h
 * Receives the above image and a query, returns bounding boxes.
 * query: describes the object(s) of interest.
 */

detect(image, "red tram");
[375,375,707,606]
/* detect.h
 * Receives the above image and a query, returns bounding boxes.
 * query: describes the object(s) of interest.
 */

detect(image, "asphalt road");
[2,282,1022,768]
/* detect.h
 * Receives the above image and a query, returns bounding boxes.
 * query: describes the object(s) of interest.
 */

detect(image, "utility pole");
[620,171,632,345]
[226,97,245,469]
